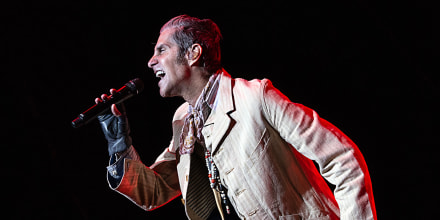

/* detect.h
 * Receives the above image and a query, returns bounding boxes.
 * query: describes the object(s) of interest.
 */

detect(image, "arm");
[261,80,376,220]
[106,145,181,211]
[96,90,181,211]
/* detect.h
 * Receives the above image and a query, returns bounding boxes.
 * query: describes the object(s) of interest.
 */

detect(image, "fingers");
[110,88,117,95]
[107,89,123,116]
[94,89,123,117]
[95,89,116,104]
[94,94,108,104]
[95,97,101,104]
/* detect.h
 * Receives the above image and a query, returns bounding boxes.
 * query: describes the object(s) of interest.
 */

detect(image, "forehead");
[155,28,177,48]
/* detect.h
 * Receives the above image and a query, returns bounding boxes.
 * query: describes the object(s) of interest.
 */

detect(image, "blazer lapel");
[207,72,236,154]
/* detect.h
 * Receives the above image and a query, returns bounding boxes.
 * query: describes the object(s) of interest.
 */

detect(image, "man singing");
[96,15,376,219]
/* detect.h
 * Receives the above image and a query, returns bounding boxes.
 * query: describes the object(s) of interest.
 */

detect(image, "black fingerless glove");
[97,106,132,156]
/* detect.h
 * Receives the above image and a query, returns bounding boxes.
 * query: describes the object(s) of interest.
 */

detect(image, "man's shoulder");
[234,77,270,87]
[232,76,272,97]
[224,76,274,113]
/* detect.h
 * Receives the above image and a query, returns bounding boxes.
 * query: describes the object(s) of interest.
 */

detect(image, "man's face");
[148,28,191,98]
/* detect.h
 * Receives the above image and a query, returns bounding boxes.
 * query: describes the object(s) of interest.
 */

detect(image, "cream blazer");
[108,72,376,220]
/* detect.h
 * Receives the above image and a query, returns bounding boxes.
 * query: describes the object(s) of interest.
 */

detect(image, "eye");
[156,46,166,55]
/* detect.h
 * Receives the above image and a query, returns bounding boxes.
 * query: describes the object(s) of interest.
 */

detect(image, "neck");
[182,68,211,106]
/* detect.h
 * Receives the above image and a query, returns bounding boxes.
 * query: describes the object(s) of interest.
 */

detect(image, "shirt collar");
[189,72,222,113]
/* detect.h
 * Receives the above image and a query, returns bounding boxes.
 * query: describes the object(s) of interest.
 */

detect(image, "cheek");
[161,56,177,73]
[167,60,190,77]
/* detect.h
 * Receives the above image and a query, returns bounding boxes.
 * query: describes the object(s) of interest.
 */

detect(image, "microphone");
[71,78,144,128]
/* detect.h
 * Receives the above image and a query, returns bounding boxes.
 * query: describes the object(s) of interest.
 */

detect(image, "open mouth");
[156,70,166,78]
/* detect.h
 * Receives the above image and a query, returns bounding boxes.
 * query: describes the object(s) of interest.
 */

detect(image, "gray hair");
[161,15,223,74]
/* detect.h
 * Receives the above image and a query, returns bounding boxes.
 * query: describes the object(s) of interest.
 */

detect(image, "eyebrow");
[155,43,166,50]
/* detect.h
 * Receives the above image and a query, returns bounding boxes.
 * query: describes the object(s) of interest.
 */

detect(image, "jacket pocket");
[247,128,271,166]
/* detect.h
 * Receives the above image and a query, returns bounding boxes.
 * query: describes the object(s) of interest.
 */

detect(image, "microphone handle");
[71,85,134,128]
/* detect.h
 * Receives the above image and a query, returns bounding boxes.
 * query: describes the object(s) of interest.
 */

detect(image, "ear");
[186,44,202,66]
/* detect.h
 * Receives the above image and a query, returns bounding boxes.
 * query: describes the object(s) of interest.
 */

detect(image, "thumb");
[111,104,123,117]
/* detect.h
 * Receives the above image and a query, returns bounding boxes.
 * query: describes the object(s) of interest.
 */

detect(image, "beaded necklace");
[183,72,231,214]
[205,150,231,214]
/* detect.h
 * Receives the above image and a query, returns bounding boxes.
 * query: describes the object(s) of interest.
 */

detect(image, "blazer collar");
[217,70,235,115]
[204,70,236,154]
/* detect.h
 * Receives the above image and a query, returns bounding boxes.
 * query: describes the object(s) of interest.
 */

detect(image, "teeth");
[156,70,165,78]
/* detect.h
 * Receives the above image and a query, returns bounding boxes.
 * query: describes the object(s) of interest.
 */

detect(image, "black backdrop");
[4,0,437,219]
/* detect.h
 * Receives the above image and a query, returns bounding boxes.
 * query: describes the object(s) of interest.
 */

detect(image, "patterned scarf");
[179,73,220,155]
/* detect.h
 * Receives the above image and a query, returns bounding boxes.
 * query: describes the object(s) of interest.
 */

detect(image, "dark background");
[4,0,437,219]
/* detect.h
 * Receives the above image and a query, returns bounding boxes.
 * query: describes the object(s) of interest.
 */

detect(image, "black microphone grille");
[126,78,144,94]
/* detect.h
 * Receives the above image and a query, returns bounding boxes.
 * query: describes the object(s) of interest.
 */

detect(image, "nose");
[147,55,158,69]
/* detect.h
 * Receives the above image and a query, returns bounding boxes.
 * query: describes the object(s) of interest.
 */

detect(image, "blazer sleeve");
[261,79,377,220]
[106,145,181,211]
[105,103,188,211]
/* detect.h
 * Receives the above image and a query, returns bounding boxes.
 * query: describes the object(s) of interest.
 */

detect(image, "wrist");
[115,148,129,160]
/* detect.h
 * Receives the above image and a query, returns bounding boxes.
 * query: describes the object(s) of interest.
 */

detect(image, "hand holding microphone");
[71,78,144,155]
[96,89,132,156]
[71,78,144,128]
[95,89,124,117]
